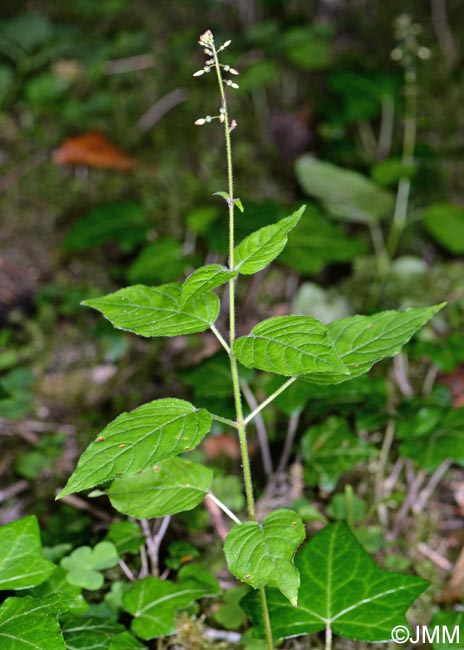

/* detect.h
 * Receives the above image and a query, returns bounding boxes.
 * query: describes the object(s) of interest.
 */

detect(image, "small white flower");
[205,115,212,123]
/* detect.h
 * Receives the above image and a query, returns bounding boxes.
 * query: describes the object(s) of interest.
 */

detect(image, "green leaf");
[0,515,55,590]
[64,202,148,253]
[233,315,348,378]
[60,613,124,650]
[301,417,375,489]
[110,632,147,650]
[242,522,428,641]
[107,457,213,518]
[306,304,445,385]
[224,509,305,606]
[82,283,219,338]
[0,595,67,650]
[28,567,87,615]
[430,610,464,650]
[424,203,464,254]
[61,542,119,591]
[295,156,394,223]
[280,205,367,275]
[127,238,189,285]
[181,264,237,304]
[105,521,144,555]
[123,565,220,639]
[399,407,464,471]
[57,398,212,498]
[234,207,305,275]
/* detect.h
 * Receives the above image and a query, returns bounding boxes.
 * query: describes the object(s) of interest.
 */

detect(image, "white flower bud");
[223,40,231,48]
[193,70,205,77]
[418,46,431,60]
[229,68,239,75]
[195,118,206,125]
[205,115,212,123]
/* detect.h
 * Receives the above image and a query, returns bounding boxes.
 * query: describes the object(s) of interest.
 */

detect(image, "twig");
[0,480,29,503]
[138,88,188,132]
[413,459,452,514]
[431,0,460,68]
[106,53,155,75]
[139,543,149,578]
[393,353,414,397]
[204,494,230,541]
[390,463,427,540]
[59,494,113,521]
[241,381,273,476]
[277,412,300,476]
[119,559,136,581]
[417,543,452,571]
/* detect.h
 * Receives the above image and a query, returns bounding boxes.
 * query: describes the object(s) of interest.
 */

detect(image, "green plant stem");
[386,69,417,260]
[244,377,297,426]
[207,493,242,525]
[210,323,231,354]
[212,37,274,650]
[211,413,239,429]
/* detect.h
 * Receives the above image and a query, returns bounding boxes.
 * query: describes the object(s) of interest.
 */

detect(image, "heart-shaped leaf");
[60,613,124,649]
[224,509,305,606]
[82,283,219,337]
[107,457,213,518]
[61,542,119,591]
[233,315,348,378]
[242,522,428,641]
[305,304,445,385]
[234,207,305,274]
[295,155,394,223]
[57,398,212,498]
[123,565,220,639]
[0,516,55,590]
[181,264,237,304]
[0,595,67,650]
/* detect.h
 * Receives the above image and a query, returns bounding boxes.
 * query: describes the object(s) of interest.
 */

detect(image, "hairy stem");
[211,36,274,650]
[244,377,297,426]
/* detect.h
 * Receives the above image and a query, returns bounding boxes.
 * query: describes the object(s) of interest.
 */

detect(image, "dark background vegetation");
[1,0,464,646]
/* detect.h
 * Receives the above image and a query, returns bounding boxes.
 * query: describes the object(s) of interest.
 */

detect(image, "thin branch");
[119,559,136,582]
[277,412,300,476]
[413,460,452,514]
[244,377,297,426]
[138,88,188,132]
[211,413,239,429]
[241,381,273,476]
[206,493,242,525]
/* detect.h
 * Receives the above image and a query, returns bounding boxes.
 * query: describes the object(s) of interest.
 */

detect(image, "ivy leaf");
[0,515,55,590]
[60,542,119,591]
[60,613,124,650]
[57,398,212,498]
[181,264,237,304]
[234,207,305,274]
[301,416,376,489]
[110,632,147,650]
[0,595,67,650]
[242,522,428,641]
[295,155,393,223]
[233,315,348,378]
[82,283,219,337]
[224,509,305,606]
[106,457,213,518]
[123,565,220,639]
[305,304,445,385]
